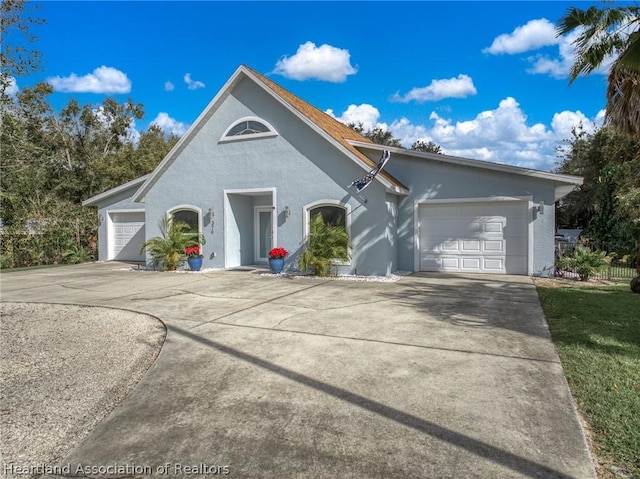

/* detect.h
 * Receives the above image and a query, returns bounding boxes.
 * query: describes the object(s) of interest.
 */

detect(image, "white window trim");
[303,200,352,266]
[219,116,278,143]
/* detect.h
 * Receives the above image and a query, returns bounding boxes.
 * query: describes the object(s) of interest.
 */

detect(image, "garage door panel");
[419,202,528,275]
[110,212,146,262]
[461,257,481,270]
[461,240,481,252]
[483,240,504,252]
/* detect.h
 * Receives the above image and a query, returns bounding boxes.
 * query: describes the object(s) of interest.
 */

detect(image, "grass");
[536,281,640,478]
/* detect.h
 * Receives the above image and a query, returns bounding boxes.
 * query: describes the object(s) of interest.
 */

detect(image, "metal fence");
[554,239,637,281]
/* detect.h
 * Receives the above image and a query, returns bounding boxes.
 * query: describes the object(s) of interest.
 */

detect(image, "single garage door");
[419,201,528,274]
[110,212,145,262]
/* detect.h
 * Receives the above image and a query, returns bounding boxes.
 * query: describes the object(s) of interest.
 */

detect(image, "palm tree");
[557,5,640,138]
[299,213,351,276]
[140,215,205,271]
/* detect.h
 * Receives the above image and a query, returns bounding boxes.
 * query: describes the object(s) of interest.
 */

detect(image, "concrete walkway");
[0,263,596,479]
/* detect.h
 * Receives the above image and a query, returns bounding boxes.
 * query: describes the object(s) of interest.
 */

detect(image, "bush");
[298,213,350,277]
[557,246,612,281]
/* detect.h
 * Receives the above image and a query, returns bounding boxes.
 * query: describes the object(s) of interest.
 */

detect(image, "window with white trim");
[309,205,346,230]
[171,208,199,234]
[221,116,277,142]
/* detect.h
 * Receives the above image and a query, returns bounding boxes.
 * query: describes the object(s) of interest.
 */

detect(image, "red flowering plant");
[269,247,288,259]
[185,245,204,259]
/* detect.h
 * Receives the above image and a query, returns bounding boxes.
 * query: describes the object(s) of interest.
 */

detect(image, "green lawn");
[536,282,640,478]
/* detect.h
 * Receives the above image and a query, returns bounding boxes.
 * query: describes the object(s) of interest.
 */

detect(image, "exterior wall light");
[284,206,291,218]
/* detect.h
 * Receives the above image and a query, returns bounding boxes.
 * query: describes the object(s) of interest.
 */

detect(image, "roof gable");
[133,65,408,202]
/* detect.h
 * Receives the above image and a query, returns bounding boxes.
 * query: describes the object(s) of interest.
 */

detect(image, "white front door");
[254,207,272,262]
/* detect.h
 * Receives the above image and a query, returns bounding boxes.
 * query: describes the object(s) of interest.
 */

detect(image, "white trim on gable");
[132,66,409,203]
[82,175,149,207]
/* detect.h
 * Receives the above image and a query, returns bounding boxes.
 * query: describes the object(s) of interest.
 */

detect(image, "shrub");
[557,246,612,281]
[298,213,350,276]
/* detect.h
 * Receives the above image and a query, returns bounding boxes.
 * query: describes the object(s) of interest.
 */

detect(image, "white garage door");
[419,202,528,275]
[110,212,145,262]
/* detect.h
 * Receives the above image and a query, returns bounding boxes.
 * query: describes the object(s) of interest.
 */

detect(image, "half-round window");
[220,117,277,142]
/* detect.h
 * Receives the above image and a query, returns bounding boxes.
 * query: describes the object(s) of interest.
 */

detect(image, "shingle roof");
[243,66,408,192]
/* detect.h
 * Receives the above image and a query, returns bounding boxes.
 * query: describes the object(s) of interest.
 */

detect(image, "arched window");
[169,206,201,235]
[304,201,351,266]
[304,201,351,236]
[309,205,346,229]
[220,116,277,142]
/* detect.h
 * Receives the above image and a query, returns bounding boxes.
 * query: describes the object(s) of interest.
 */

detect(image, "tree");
[298,213,351,276]
[347,122,402,147]
[556,126,640,282]
[0,0,45,101]
[411,139,443,154]
[140,215,205,271]
[557,5,640,138]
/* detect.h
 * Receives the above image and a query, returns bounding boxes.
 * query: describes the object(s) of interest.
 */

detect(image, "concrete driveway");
[0,263,596,479]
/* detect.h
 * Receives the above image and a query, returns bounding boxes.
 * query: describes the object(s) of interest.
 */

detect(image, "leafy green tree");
[557,4,640,138]
[347,122,402,147]
[298,213,351,276]
[411,139,443,154]
[556,126,640,281]
[0,0,45,101]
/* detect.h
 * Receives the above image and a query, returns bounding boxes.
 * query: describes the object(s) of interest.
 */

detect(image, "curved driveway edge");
[0,263,597,479]
[0,302,165,478]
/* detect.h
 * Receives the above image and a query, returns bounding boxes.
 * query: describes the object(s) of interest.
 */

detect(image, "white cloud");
[484,19,613,79]
[329,97,602,171]
[164,81,175,92]
[47,66,131,93]
[483,18,559,54]
[527,29,612,78]
[274,41,358,82]
[391,74,477,103]
[151,112,189,136]
[326,103,380,130]
[184,74,205,90]
[4,76,19,96]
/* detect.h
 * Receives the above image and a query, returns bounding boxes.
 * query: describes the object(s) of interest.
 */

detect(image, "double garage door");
[110,212,145,262]
[419,201,528,275]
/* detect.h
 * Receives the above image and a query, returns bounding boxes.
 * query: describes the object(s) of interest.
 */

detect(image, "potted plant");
[268,247,288,273]
[185,245,204,271]
[140,215,205,271]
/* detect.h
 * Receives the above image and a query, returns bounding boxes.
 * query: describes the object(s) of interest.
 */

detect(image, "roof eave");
[348,140,584,186]
[82,175,150,207]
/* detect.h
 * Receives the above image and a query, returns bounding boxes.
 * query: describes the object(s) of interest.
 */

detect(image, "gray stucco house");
[83,65,582,276]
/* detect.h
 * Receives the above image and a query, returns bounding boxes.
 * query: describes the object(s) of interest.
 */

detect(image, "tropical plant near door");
[298,213,350,277]
[140,215,205,271]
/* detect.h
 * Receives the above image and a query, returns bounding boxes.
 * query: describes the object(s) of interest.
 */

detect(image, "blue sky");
[10,1,623,171]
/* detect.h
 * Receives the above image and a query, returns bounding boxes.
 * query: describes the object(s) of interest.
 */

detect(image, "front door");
[255,207,272,263]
